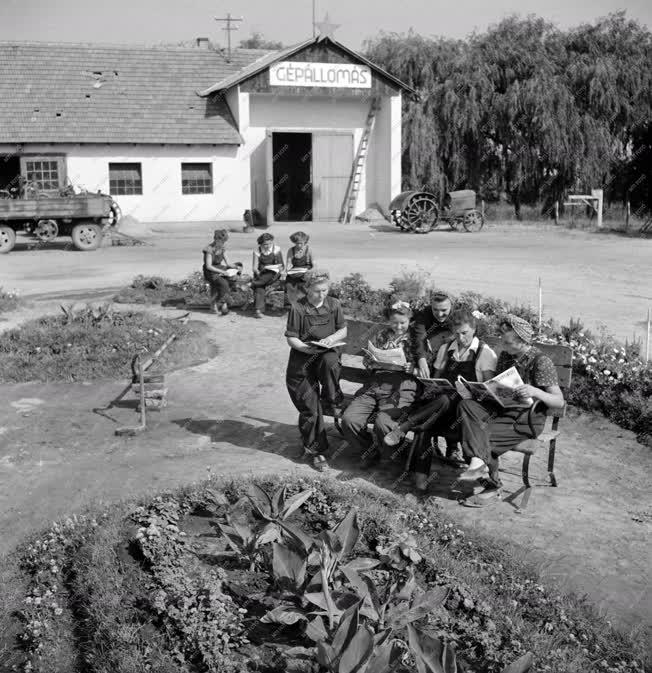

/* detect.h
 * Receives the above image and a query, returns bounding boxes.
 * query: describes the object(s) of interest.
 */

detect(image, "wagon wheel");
[106,200,122,228]
[35,219,59,242]
[404,196,438,233]
[0,226,16,253]
[463,209,484,233]
[71,222,103,251]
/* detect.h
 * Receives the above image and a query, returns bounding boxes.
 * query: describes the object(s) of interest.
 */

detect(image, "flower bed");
[2,476,647,673]
[0,303,216,383]
[329,273,652,447]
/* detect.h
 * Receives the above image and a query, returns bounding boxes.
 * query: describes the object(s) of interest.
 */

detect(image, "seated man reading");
[384,309,497,491]
[456,314,565,508]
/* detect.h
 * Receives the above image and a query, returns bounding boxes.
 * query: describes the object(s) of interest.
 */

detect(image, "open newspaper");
[458,366,533,408]
[222,268,239,278]
[287,267,309,275]
[362,340,407,371]
[309,340,347,350]
[263,264,283,273]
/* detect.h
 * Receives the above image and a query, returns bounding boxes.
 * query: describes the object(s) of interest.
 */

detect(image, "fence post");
[592,188,603,229]
[646,308,651,364]
[554,201,559,225]
[625,201,630,229]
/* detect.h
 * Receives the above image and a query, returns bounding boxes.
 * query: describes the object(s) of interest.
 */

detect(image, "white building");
[0,35,414,225]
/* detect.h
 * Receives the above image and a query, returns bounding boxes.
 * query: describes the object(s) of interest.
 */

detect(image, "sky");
[0,0,650,50]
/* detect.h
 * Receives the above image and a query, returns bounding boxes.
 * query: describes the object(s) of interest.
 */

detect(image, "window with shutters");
[181,163,212,194]
[109,162,142,195]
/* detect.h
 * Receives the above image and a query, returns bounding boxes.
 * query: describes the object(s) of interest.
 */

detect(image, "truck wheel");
[0,226,17,253]
[71,223,103,251]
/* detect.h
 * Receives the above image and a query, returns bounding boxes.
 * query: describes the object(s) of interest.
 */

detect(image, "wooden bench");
[330,318,573,512]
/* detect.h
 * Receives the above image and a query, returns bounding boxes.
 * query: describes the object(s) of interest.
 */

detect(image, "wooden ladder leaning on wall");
[340,97,381,224]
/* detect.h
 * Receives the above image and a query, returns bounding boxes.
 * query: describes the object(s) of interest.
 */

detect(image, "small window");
[23,157,64,192]
[181,162,212,194]
[109,162,142,195]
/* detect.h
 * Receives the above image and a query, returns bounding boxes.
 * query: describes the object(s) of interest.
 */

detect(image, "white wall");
[245,93,395,222]
[0,143,248,223]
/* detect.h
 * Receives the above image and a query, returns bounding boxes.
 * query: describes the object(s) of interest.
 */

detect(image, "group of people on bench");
[202,228,314,317]
[284,279,564,507]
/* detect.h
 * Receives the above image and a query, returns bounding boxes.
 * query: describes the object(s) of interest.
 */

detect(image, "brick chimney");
[196,37,209,49]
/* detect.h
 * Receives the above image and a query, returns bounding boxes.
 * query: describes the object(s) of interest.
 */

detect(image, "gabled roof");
[197,36,416,97]
[0,42,270,145]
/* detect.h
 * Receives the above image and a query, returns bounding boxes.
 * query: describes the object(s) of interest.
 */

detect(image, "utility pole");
[214,13,243,61]
[312,0,316,37]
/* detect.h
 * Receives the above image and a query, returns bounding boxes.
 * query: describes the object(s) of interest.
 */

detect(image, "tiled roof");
[198,36,417,97]
[0,42,273,145]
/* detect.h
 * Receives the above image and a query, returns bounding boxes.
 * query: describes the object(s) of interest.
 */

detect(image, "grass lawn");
[0,475,647,673]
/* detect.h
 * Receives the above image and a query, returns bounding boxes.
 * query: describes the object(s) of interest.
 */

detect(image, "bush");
[0,287,22,314]
[2,476,647,673]
[0,303,213,383]
[114,273,253,309]
[333,272,652,445]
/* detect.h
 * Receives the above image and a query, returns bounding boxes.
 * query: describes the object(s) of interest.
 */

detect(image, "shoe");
[461,487,501,508]
[414,472,429,492]
[209,302,218,314]
[254,310,263,319]
[301,447,328,472]
[220,303,230,315]
[384,427,406,447]
[458,463,490,481]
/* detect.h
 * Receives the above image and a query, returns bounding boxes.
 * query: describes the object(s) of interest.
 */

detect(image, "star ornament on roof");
[315,13,340,40]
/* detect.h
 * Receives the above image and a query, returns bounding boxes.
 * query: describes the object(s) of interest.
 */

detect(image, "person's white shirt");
[433,336,497,382]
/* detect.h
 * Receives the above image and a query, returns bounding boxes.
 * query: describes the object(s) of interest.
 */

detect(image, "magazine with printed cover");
[458,366,533,408]
[309,340,347,350]
[362,340,408,371]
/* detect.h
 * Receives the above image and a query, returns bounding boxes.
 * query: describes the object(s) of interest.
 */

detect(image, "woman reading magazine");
[456,314,564,508]
[341,301,421,469]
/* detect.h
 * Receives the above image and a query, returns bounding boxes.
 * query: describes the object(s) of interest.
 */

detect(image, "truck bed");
[0,194,111,221]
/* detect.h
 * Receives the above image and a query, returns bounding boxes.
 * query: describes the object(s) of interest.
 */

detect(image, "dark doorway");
[0,155,21,194]
[272,132,312,221]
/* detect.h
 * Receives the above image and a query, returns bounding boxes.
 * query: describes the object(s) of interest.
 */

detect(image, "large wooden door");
[312,132,353,221]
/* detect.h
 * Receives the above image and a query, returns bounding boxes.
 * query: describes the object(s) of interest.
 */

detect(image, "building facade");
[0,37,413,224]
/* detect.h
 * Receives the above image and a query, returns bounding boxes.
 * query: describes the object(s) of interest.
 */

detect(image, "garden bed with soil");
[0,303,217,383]
[1,475,647,673]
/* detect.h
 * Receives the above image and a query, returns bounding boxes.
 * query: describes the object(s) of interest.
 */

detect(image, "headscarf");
[502,313,534,344]
[389,300,412,316]
[304,268,330,288]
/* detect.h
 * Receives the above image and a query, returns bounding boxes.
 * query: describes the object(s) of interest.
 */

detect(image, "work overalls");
[285,308,343,455]
[408,341,486,474]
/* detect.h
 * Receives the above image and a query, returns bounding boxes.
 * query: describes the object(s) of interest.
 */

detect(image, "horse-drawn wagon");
[0,183,121,253]
[390,189,484,233]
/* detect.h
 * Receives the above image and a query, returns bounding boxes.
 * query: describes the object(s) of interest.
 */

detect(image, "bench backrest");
[344,318,573,391]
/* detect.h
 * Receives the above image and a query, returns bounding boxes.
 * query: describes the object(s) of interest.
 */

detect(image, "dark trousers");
[252,271,280,311]
[405,395,460,474]
[203,268,230,304]
[341,374,419,458]
[457,400,546,487]
[286,349,342,454]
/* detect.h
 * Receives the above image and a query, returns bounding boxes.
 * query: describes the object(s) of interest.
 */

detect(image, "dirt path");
[0,303,650,646]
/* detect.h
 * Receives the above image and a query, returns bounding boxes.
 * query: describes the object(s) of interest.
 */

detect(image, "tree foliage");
[239,32,284,50]
[364,12,652,217]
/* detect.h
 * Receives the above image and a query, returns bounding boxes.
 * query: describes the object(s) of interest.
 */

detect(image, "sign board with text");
[269,61,372,89]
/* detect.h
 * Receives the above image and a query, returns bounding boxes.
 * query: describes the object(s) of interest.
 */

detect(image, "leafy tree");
[239,32,284,50]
